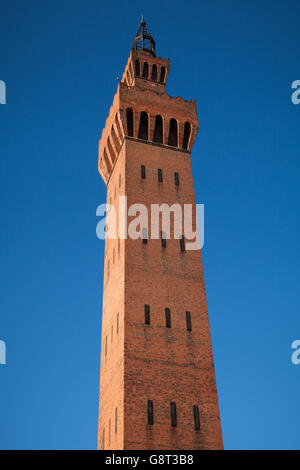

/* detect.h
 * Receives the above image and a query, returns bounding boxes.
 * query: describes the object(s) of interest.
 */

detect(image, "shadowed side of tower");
[97,19,223,450]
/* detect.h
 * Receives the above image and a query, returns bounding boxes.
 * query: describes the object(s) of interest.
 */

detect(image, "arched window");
[168,119,178,147]
[126,108,133,137]
[151,64,157,81]
[142,62,149,79]
[138,112,148,140]
[153,115,163,144]
[160,66,166,83]
[135,59,140,77]
[182,121,191,149]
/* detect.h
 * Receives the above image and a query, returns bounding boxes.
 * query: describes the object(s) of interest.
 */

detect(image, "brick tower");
[97,18,223,450]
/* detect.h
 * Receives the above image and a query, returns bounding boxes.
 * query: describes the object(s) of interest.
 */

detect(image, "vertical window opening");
[160,66,166,83]
[186,311,192,331]
[174,172,179,186]
[148,400,154,425]
[170,402,177,427]
[193,405,200,431]
[180,235,185,252]
[182,121,191,149]
[141,165,146,179]
[142,227,148,244]
[168,118,178,147]
[142,62,149,78]
[158,168,163,183]
[145,304,150,325]
[135,59,140,77]
[165,308,171,328]
[138,112,148,140]
[153,115,163,144]
[151,64,157,81]
[119,173,121,188]
[161,231,166,248]
[126,108,133,137]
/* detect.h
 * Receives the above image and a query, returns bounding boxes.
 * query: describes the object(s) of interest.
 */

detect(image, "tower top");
[132,17,156,57]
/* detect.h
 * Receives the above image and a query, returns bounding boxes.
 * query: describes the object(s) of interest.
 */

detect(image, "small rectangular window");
[161,231,166,248]
[117,313,119,334]
[180,235,185,252]
[186,311,192,331]
[105,336,108,356]
[115,407,118,433]
[170,402,177,427]
[141,165,146,179]
[193,405,200,430]
[148,400,154,425]
[165,308,171,328]
[142,227,148,244]
[145,304,150,325]
[158,168,163,182]
[174,172,179,186]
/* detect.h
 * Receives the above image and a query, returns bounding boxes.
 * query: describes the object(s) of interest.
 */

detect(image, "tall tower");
[97,19,223,450]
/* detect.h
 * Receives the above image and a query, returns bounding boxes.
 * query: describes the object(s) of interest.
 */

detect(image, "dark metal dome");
[132,17,156,57]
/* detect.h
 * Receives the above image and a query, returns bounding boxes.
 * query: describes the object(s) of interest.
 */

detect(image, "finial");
[132,16,156,56]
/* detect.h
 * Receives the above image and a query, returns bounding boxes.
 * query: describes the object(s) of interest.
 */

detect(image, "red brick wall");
[98,50,223,450]
[123,139,222,449]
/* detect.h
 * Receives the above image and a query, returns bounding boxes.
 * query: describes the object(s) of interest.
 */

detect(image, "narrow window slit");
[161,231,166,248]
[186,311,192,331]
[193,405,200,430]
[165,308,171,328]
[142,227,148,244]
[148,400,154,425]
[158,168,163,183]
[144,304,150,325]
[180,235,185,252]
[170,402,177,427]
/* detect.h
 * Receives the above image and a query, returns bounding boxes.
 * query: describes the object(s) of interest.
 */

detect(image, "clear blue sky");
[1,0,300,450]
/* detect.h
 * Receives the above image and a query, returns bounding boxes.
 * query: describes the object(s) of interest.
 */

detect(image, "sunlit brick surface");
[97,49,223,450]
